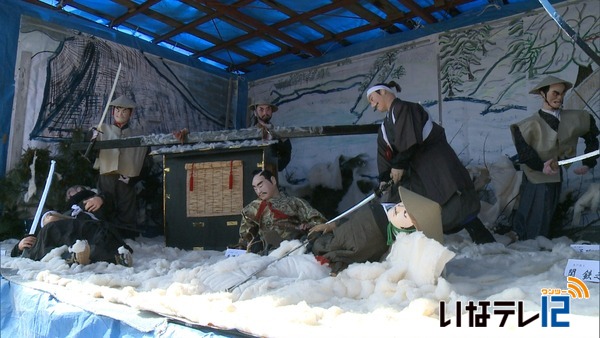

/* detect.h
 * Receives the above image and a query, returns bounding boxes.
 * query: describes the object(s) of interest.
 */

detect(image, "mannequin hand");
[173,128,189,144]
[573,165,589,175]
[391,168,404,184]
[542,159,558,175]
[91,126,104,139]
[83,196,104,212]
[308,223,336,238]
[18,236,37,251]
[310,223,335,234]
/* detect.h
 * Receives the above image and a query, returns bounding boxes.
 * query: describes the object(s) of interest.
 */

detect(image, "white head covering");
[366,85,394,98]
[110,95,136,108]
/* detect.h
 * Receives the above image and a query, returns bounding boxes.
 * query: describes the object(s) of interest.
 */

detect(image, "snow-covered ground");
[1,228,598,338]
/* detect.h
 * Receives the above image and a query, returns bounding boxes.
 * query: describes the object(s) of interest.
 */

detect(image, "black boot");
[464,218,496,244]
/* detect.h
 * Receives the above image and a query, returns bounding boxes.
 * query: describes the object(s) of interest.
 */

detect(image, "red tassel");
[229,161,233,189]
[190,165,194,191]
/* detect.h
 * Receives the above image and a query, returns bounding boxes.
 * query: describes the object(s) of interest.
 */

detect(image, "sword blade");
[326,180,393,224]
[538,0,600,66]
[558,149,600,166]
[327,193,376,224]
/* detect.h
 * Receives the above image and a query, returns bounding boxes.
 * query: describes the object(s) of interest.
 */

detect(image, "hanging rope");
[210,17,236,72]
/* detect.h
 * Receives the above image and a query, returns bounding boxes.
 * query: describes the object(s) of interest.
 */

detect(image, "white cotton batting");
[386,232,455,286]
[24,152,38,203]
[69,240,88,253]
[307,159,342,190]
[573,183,600,225]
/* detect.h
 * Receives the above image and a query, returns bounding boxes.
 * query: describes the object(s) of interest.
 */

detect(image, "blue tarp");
[0,274,245,338]
[1,276,154,337]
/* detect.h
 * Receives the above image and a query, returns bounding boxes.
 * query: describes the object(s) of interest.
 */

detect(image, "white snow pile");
[1,230,599,338]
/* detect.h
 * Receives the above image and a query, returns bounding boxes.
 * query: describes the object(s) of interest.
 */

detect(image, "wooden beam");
[110,0,161,28]
[397,0,437,24]
[204,2,323,57]
[261,0,335,41]
[367,0,403,19]
[180,0,296,60]
[70,124,380,150]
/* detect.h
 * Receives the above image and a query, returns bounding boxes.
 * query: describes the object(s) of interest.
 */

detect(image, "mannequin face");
[66,185,85,201]
[368,91,392,113]
[254,104,273,123]
[387,202,416,229]
[112,106,132,126]
[541,83,567,111]
[252,173,279,200]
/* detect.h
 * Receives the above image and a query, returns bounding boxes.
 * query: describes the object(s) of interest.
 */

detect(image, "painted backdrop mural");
[249,0,599,223]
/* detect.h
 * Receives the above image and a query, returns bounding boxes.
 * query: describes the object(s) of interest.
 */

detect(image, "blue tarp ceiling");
[24,0,529,74]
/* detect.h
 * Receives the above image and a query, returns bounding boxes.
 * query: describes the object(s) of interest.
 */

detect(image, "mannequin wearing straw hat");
[386,186,444,245]
[510,76,599,240]
[308,186,444,276]
[93,95,148,238]
[248,98,293,173]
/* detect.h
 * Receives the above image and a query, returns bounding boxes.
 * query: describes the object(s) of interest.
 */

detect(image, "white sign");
[225,248,246,258]
[570,244,600,253]
[564,259,600,283]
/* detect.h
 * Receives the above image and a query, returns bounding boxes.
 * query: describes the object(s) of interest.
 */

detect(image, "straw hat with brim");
[397,186,444,244]
[529,75,573,94]
[110,95,136,108]
[248,100,278,113]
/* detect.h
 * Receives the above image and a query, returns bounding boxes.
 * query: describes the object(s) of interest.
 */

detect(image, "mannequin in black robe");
[368,81,495,244]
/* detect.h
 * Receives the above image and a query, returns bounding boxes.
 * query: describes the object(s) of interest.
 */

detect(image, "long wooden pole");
[72,124,380,151]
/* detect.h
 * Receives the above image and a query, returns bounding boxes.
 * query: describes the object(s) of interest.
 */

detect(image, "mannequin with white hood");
[92,95,148,238]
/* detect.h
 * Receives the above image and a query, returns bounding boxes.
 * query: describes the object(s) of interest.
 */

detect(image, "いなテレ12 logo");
[540,276,590,327]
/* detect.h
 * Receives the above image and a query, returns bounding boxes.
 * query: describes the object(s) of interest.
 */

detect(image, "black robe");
[13,218,129,264]
[377,99,477,231]
[11,189,131,263]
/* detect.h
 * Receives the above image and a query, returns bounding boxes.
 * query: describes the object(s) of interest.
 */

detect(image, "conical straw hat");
[529,75,573,94]
[398,186,444,244]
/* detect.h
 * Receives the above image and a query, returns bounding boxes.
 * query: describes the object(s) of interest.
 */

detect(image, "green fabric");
[386,222,415,245]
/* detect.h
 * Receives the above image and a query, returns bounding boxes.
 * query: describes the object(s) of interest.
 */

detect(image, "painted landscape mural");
[249,0,599,223]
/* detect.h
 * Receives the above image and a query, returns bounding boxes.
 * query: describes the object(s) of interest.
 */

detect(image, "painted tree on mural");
[506,3,599,79]
[506,17,541,79]
[439,25,493,98]
[351,49,405,119]
[438,1,598,112]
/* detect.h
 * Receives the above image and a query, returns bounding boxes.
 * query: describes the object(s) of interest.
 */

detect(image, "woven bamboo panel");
[185,160,243,217]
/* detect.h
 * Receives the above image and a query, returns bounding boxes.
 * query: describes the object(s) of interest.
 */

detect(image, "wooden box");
[162,145,270,250]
